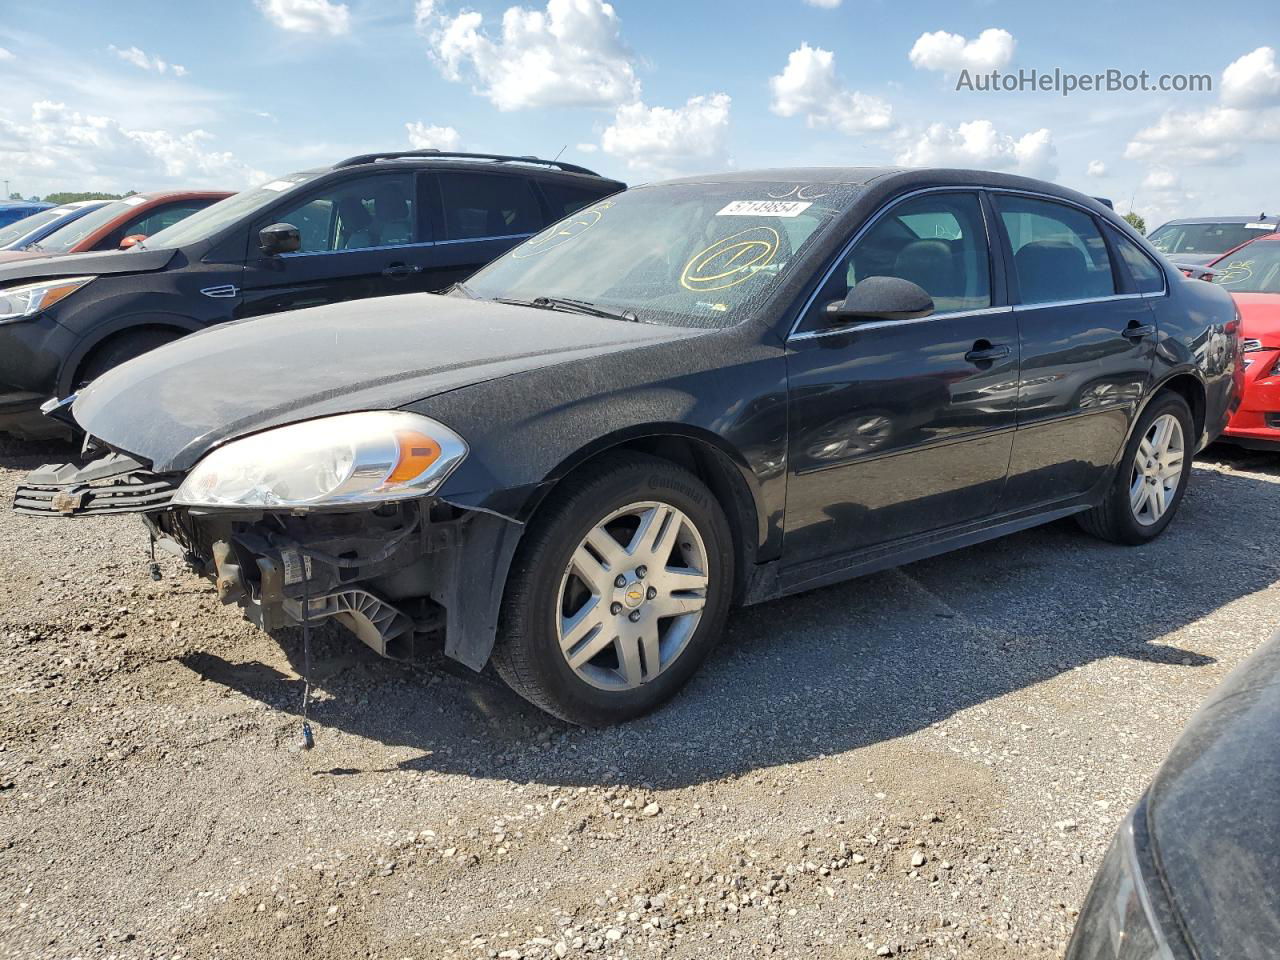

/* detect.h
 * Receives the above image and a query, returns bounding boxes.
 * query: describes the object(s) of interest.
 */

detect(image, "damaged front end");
[13,441,528,673]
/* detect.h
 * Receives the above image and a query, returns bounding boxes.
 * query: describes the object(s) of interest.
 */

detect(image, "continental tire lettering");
[645,475,705,505]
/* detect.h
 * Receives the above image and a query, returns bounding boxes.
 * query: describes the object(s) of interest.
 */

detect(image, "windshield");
[1149,221,1276,256]
[144,172,321,249]
[1211,241,1280,294]
[0,207,74,248]
[465,181,862,328]
[33,199,140,252]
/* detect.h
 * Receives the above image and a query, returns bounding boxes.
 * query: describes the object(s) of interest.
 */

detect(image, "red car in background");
[1206,232,1280,449]
[0,190,231,264]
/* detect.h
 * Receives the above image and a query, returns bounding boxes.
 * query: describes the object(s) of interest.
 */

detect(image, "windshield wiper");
[495,296,643,323]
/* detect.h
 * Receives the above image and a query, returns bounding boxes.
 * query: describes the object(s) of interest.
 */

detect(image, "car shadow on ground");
[173,453,1280,791]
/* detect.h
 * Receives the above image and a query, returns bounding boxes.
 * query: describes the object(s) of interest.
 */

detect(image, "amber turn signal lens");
[385,429,443,485]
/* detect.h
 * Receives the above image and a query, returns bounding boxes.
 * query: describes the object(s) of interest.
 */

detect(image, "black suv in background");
[0,151,624,437]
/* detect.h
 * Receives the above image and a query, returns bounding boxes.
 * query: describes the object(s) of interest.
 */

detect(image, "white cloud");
[108,45,187,77]
[897,120,1058,179]
[1133,168,1197,227]
[1087,160,1107,177]
[803,0,842,6]
[600,93,731,176]
[416,0,639,111]
[575,142,599,153]
[1124,105,1280,165]
[1222,46,1280,108]
[0,47,14,62]
[256,0,351,36]
[909,28,1015,73]
[0,101,267,194]
[405,121,461,151]
[769,44,893,134]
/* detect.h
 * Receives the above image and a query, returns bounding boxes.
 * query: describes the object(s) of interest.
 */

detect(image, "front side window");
[997,195,1115,303]
[803,191,992,325]
[466,181,862,329]
[268,173,418,253]
[1210,241,1280,293]
[143,170,324,250]
[438,172,542,241]
[1107,227,1166,294]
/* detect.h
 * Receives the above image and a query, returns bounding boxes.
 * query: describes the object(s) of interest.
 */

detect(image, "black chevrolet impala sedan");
[15,167,1241,725]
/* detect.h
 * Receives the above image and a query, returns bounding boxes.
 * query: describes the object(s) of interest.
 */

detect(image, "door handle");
[964,342,1011,364]
[382,262,421,278]
[1122,323,1156,340]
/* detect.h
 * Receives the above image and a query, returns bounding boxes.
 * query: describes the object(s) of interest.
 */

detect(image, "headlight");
[0,276,95,323]
[1066,804,1179,960]
[172,411,468,509]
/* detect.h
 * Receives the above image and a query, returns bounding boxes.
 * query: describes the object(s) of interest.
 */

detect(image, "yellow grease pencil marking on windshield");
[1215,259,1254,285]
[680,226,781,292]
[511,200,615,259]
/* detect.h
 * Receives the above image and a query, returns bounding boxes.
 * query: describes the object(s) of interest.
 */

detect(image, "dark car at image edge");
[14,166,1241,726]
[0,150,624,438]
[1066,629,1280,959]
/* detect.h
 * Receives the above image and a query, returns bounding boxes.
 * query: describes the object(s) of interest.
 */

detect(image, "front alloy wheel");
[493,453,733,726]
[558,501,709,691]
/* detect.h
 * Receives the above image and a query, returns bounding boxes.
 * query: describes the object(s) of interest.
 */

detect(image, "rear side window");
[437,172,541,241]
[540,180,616,220]
[1106,227,1166,294]
[996,195,1115,303]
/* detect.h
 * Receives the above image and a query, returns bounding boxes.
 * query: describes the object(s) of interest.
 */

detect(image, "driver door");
[237,172,433,319]
[783,190,1019,566]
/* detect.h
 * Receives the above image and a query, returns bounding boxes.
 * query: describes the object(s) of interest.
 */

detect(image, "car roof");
[0,200,51,209]
[656,166,1118,210]
[1157,215,1278,225]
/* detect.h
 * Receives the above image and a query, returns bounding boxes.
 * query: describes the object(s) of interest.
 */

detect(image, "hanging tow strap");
[147,535,162,582]
[299,570,315,751]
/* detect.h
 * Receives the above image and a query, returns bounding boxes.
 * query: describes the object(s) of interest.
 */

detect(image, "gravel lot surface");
[1,437,1277,960]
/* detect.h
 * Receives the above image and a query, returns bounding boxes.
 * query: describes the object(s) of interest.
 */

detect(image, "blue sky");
[1,0,1277,227]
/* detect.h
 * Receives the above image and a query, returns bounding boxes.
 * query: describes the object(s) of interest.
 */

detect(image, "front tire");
[492,453,734,726]
[1077,392,1194,544]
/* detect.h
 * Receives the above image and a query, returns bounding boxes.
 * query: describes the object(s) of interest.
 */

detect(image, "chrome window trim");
[787,184,1169,343]
[789,305,1013,342]
[281,239,436,258]
[435,231,536,246]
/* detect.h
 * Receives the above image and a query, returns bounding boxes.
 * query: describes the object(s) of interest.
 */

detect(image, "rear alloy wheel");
[1129,413,1185,527]
[493,453,733,726]
[1077,391,1194,544]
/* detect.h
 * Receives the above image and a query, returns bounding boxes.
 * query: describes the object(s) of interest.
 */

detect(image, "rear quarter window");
[539,180,620,220]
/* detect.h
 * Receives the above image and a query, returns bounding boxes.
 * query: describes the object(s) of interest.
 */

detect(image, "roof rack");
[332,149,603,178]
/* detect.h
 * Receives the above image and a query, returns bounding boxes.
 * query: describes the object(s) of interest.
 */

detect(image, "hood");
[1169,253,1218,267]
[0,247,174,285]
[73,293,704,472]
[1230,292,1280,346]
[0,250,54,265]
[1144,631,1280,958]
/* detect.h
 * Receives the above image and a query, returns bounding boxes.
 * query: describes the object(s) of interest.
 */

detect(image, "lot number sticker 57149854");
[716,200,812,217]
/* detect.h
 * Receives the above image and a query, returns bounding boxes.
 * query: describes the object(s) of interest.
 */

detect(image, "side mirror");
[259,222,301,256]
[118,234,147,250]
[826,276,934,324]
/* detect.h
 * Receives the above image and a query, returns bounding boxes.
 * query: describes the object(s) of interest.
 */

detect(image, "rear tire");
[1077,392,1194,544]
[492,452,734,726]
